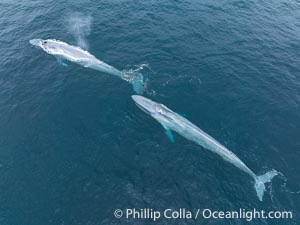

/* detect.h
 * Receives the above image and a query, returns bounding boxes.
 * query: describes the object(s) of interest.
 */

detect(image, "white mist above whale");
[132,95,279,201]
[29,39,144,94]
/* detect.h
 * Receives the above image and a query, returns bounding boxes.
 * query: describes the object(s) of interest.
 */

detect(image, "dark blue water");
[0,0,299,224]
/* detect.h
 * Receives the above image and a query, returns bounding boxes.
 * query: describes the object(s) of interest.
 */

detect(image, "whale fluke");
[132,79,145,95]
[254,170,278,201]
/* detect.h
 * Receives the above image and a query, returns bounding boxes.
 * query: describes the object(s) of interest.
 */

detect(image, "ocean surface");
[0,0,300,224]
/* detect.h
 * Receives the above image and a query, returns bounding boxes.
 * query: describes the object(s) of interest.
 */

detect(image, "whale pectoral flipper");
[161,123,175,143]
[56,57,68,67]
[165,128,175,143]
[254,170,278,201]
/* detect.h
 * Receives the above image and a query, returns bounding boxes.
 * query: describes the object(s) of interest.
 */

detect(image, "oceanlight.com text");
[114,208,293,222]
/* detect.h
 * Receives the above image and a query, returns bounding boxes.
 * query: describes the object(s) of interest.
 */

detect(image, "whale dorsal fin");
[161,123,175,143]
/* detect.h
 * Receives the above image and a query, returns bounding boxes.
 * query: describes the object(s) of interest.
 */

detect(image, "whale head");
[29,39,52,51]
[132,95,156,115]
[132,95,171,117]
[29,39,59,53]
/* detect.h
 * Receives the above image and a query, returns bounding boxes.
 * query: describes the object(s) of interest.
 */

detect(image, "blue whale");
[132,95,278,201]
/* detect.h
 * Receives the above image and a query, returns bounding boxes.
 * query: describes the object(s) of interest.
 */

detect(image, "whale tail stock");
[254,170,278,201]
